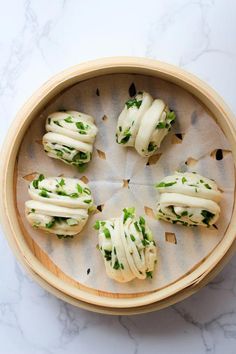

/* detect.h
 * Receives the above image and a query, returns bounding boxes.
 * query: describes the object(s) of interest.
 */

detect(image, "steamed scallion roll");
[156,172,221,227]
[43,111,98,168]
[25,174,94,238]
[94,208,157,282]
[116,92,176,157]
[116,92,153,146]
[135,100,176,157]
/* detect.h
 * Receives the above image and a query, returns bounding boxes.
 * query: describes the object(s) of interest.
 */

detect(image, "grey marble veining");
[0,0,236,353]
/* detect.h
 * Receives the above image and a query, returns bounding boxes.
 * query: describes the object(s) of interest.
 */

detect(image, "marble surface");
[0,0,236,353]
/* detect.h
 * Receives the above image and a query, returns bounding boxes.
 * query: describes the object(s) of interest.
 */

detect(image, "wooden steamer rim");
[6,221,236,315]
[1,57,236,310]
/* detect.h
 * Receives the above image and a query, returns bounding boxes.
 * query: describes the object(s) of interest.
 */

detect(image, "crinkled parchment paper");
[16,74,235,293]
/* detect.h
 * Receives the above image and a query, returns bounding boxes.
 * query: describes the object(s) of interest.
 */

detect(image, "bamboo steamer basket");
[0,57,236,313]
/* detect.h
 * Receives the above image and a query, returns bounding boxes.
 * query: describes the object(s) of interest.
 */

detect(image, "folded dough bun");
[96,208,157,283]
[43,110,97,167]
[156,172,222,227]
[116,92,176,157]
[25,175,93,237]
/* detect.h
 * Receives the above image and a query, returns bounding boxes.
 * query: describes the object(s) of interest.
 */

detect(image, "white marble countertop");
[0,0,236,353]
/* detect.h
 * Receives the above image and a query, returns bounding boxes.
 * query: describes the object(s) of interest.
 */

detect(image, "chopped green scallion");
[148,142,157,152]
[64,116,73,123]
[146,271,153,278]
[134,221,141,232]
[39,190,49,198]
[70,193,79,198]
[123,207,135,223]
[93,221,100,230]
[77,183,83,194]
[125,98,142,109]
[156,181,177,188]
[156,121,167,129]
[103,228,111,239]
[59,178,65,187]
[130,234,135,241]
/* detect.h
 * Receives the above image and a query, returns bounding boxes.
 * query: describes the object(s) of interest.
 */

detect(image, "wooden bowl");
[1,57,236,313]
